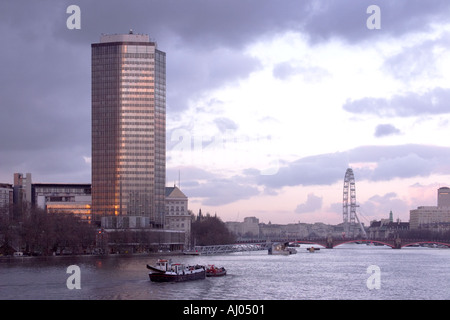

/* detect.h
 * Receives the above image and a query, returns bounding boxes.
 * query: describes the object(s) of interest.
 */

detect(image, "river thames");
[1,244,449,300]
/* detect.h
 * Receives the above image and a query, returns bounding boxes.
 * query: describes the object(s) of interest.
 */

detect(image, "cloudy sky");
[1,0,450,225]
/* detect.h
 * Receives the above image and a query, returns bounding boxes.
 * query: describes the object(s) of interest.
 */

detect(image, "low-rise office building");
[34,183,92,222]
[410,187,450,231]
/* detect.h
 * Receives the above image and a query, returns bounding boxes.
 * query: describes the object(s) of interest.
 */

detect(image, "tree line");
[191,212,236,246]
[0,205,97,255]
[0,205,237,255]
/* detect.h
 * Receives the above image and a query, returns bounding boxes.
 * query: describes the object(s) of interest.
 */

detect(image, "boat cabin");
[154,259,171,271]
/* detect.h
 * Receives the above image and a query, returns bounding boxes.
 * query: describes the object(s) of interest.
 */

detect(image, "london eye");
[343,168,367,237]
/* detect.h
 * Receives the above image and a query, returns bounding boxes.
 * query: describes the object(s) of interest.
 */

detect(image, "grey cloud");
[256,152,349,188]
[184,177,259,206]
[368,192,398,203]
[214,117,239,133]
[359,192,410,219]
[350,145,450,181]
[0,146,91,183]
[382,35,449,81]
[343,88,450,117]
[295,193,323,214]
[0,3,90,182]
[252,144,450,188]
[350,144,450,163]
[273,62,299,80]
[1,0,449,184]
[46,0,450,48]
[299,0,450,44]
[5,1,450,51]
[370,153,432,181]
[374,124,401,137]
[166,166,259,206]
[166,166,217,184]
[272,61,329,81]
[167,46,262,112]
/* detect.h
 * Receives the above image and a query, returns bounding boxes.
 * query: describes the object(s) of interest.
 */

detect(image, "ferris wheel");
[343,168,367,238]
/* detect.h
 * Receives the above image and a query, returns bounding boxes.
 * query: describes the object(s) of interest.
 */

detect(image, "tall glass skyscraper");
[91,32,166,228]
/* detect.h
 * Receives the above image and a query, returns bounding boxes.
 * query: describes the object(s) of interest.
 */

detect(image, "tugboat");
[147,259,206,282]
[206,265,227,277]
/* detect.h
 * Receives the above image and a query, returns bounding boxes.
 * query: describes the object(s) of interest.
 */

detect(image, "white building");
[410,187,450,230]
[164,186,191,248]
[410,206,450,230]
[226,217,260,238]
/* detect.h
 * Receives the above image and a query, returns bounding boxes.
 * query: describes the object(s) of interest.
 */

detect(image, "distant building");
[13,173,32,210]
[368,211,409,238]
[0,183,13,214]
[259,221,336,239]
[225,217,260,238]
[226,217,338,239]
[410,206,450,230]
[242,217,260,237]
[438,187,450,207]
[410,187,450,231]
[165,186,191,248]
[10,174,92,221]
[33,183,92,222]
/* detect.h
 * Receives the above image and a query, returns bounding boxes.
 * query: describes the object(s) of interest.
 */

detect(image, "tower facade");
[438,187,450,207]
[91,32,166,228]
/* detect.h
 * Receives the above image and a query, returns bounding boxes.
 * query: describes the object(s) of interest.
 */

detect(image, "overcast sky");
[1,0,450,224]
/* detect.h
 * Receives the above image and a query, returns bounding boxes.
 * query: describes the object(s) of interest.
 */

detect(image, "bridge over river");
[193,237,450,255]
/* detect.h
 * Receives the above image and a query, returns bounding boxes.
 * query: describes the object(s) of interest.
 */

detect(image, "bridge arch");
[332,239,395,248]
[401,240,450,248]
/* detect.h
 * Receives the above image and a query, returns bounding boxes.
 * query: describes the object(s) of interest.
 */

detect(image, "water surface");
[1,244,449,300]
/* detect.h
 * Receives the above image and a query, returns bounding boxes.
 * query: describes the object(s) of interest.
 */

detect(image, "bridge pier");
[326,236,334,249]
[393,237,402,249]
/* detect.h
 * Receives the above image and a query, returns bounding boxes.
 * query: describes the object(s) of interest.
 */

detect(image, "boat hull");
[206,270,226,277]
[149,269,206,282]
[183,251,201,256]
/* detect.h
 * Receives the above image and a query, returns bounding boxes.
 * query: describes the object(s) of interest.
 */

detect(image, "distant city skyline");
[1,1,450,225]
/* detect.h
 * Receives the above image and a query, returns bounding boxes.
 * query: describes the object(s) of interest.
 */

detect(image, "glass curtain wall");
[92,39,166,228]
